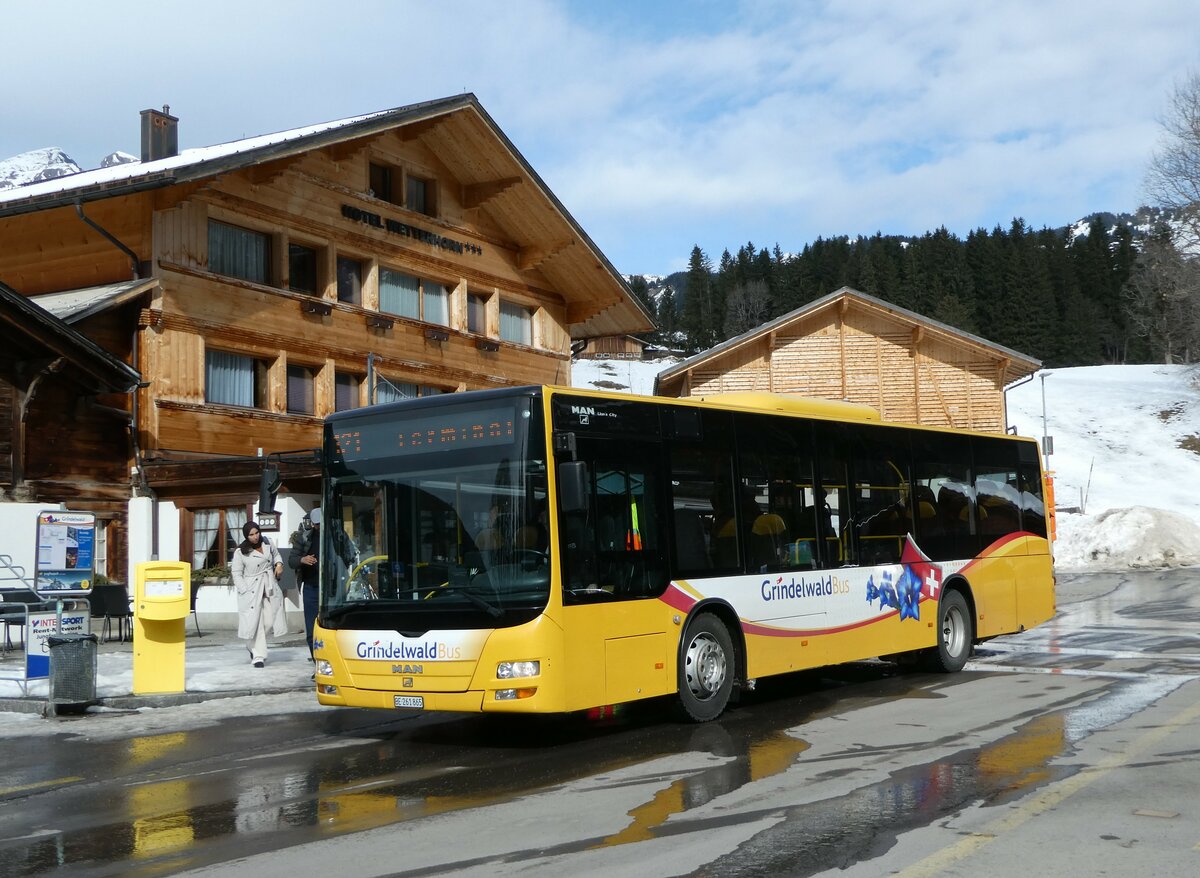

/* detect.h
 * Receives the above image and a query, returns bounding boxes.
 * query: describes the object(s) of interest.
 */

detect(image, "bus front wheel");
[925,590,973,672]
[677,614,735,722]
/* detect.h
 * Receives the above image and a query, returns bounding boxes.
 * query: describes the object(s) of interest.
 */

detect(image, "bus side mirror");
[558,461,589,514]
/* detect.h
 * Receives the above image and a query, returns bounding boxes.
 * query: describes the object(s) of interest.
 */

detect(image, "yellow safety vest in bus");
[626,500,643,551]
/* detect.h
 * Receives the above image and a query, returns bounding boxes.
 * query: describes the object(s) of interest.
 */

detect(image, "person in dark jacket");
[289,509,322,659]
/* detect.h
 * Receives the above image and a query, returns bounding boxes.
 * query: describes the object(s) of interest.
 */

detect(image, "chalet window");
[373,379,445,404]
[209,220,270,284]
[468,293,487,333]
[335,372,361,412]
[423,281,448,326]
[374,378,418,405]
[379,269,420,318]
[192,506,249,570]
[288,243,318,294]
[94,522,108,578]
[286,363,316,415]
[205,350,268,408]
[379,270,449,326]
[500,300,533,345]
[369,162,400,204]
[337,256,362,305]
[406,175,436,217]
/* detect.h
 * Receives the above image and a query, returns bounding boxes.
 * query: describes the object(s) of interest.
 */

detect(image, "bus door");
[554,407,671,708]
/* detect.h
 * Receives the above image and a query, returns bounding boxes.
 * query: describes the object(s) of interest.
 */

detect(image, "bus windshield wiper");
[324,600,372,621]
[430,586,503,618]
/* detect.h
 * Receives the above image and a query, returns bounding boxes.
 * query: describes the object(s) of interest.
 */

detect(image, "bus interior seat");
[673,508,710,571]
[749,512,788,570]
[914,485,942,536]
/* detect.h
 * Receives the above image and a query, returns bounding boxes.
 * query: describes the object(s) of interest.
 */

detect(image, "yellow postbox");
[133,561,191,694]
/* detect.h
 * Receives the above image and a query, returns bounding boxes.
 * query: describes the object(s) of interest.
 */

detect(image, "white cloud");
[2,0,1198,272]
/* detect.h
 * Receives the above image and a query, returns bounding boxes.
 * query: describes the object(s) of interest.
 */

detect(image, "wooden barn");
[575,334,650,360]
[654,287,1039,433]
[0,95,652,589]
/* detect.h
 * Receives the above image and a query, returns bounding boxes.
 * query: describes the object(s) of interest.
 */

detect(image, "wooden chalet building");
[0,95,652,593]
[654,287,1039,433]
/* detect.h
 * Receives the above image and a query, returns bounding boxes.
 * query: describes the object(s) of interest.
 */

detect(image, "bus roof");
[324,384,1038,446]
[544,385,1040,445]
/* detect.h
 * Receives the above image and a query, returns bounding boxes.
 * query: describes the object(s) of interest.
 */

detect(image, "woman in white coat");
[231,521,287,667]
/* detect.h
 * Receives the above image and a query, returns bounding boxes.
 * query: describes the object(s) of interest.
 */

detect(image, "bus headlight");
[316,660,334,677]
[496,660,540,679]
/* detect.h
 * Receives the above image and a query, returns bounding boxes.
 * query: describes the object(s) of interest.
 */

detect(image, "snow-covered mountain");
[0,147,82,190]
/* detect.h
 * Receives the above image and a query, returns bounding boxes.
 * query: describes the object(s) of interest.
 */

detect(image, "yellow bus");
[313,385,1054,721]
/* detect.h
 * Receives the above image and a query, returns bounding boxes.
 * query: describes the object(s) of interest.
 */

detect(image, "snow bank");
[1053,506,1200,571]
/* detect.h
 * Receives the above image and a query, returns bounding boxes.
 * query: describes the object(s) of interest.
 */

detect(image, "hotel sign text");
[341,205,483,256]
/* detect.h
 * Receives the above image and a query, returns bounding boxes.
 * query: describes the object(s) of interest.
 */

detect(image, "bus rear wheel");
[925,590,973,672]
[677,614,735,722]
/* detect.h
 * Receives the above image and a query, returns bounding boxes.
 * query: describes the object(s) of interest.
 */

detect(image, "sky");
[2,2,1200,271]
[3,362,1198,720]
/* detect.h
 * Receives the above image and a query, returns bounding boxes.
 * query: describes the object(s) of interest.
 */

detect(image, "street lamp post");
[1040,371,1053,469]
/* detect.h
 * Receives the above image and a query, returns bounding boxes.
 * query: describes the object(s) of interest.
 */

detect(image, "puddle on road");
[5,657,1192,876]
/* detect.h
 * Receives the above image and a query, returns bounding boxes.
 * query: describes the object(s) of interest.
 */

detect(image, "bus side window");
[667,409,737,576]
[974,436,1021,542]
[1017,450,1047,538]
[733,412,818,573]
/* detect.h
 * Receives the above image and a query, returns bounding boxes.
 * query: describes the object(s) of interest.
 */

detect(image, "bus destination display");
[332,404,516,461]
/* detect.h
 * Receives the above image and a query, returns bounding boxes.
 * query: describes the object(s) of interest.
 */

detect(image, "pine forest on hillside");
[630,212,1191,369]
[628,71,1200,371]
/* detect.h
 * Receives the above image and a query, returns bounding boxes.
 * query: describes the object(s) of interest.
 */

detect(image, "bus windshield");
[320,393,549,629]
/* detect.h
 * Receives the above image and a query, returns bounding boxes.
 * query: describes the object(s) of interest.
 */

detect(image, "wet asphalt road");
[1,569,1198,877]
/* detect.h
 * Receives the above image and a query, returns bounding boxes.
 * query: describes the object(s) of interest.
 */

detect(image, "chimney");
[139,105,179,162]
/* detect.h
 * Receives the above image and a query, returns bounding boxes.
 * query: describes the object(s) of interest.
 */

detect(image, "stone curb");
[0,685,312,718]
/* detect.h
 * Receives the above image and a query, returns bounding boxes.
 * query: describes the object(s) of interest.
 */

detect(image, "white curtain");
[193,509,219,569]
[500,301,532,345]
[423,283,449,326]
[375,379,418,405]
[208,220,269,283]
[380,269,420,318]
[206,350,254,407]
[226,507,248,557]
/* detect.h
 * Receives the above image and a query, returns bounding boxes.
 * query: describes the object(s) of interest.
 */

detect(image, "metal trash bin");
[48,633,98,713]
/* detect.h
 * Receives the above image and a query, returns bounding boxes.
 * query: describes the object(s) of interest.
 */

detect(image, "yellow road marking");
[894,696,1200,878]
[0,776,83,796]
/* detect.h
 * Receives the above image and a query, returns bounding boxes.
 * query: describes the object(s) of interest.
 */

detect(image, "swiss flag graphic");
[901,534,943,601]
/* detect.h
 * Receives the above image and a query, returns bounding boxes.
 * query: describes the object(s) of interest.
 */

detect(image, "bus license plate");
[394,695,424,709]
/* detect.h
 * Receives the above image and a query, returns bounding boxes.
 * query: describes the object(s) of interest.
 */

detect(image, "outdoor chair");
[89,584,133,642]
[0,589,44,651]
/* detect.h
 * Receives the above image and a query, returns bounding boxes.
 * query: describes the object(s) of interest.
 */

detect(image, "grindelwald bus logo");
[357,639,462,660]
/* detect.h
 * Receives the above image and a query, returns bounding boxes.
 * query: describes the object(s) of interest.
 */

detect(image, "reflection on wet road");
[0,570,1197,876]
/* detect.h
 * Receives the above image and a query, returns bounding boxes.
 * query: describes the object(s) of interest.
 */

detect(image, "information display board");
[34,510,97,598]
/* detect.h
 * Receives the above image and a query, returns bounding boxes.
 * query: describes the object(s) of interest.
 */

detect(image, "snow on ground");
[571,358,1200,572]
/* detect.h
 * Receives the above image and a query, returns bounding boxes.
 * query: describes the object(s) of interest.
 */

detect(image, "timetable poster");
[34,511,96,596]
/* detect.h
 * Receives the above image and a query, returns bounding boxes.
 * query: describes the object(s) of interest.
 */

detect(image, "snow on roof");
[29,278,157,324]
[0,106,399,207]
